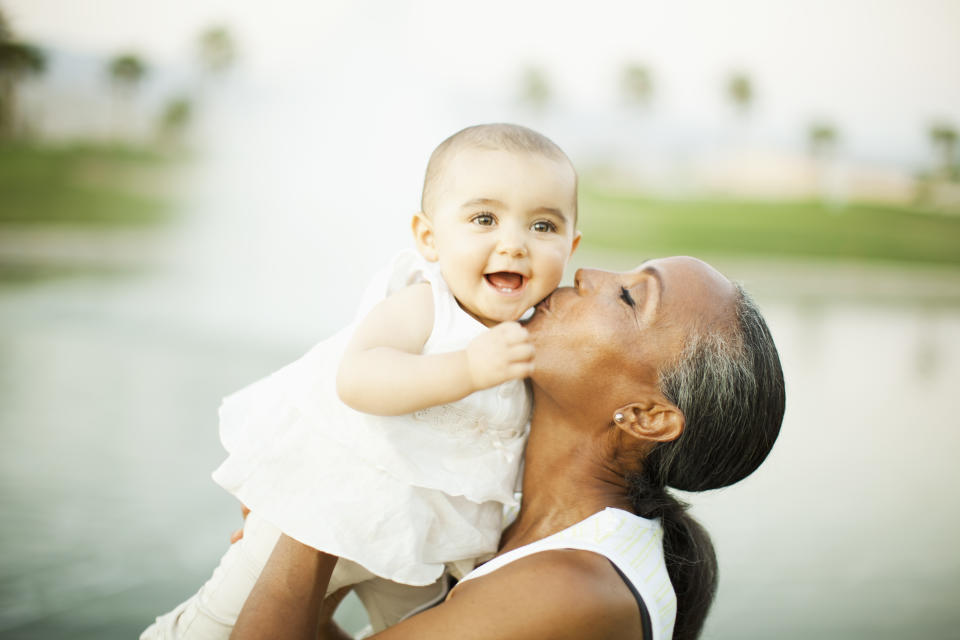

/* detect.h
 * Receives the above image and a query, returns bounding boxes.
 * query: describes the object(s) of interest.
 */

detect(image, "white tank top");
[458,508,676,640]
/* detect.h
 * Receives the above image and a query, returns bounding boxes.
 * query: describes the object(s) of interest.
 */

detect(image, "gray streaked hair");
[627,283,784,640]
[648,283,785,492]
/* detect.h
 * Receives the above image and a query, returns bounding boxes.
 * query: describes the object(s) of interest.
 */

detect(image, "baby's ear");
[411,212,439,262]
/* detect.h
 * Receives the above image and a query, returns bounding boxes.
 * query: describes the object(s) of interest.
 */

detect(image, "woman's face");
[525,257,737,409]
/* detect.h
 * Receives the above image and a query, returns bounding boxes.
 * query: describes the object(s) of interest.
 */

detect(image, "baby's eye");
[471,213,495,226]
[531,220,557,233]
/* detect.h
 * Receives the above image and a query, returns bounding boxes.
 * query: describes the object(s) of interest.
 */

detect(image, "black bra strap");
[608,560,654,640]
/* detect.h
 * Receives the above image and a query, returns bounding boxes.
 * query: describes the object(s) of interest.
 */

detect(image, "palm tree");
[929,122,958,180]
[0,8,46,139]
[198,26,236,74]
[807,121,842,206]
[619,63,655,169]
[726,71,753,118]
[0,8,10,42]
[107,52,147,140]
[157,96,192,147]
[109,53,146,95]
[621,64,653,109]
[518,66,550,114]
[808,121,838,157]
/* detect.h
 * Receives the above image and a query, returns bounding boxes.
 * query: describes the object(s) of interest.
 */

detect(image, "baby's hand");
[466,321,535,390]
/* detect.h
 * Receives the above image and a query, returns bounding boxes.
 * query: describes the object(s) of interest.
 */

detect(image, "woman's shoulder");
[444,548,642,639]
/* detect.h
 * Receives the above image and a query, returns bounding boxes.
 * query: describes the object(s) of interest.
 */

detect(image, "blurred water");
[695,296,960,639]
[5,1,960,635]
[1,249,959,639]
[3,75,960,636]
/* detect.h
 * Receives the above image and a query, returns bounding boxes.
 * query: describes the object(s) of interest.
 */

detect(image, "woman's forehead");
[635,257,736,323]
[637,256,728,283]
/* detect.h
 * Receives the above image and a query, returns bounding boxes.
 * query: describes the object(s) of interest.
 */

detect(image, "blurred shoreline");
[574,246,960,306]
[2,2,959,635]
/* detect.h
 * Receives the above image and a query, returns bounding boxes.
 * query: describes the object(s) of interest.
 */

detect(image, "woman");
[232,256,785,640]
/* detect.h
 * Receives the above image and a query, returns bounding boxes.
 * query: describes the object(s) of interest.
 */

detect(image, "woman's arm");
[233,536,642,640]
[372,551,642,640]
[336,282,534,416]
[231,534,338,639]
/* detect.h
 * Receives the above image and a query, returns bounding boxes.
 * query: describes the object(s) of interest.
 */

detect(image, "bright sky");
[5,0,960,167]
[4,0,959,338]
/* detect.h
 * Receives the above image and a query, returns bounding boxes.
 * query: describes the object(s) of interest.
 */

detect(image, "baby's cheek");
[540,252,570,287]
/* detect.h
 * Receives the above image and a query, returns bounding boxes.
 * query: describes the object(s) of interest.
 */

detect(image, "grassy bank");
[2,143,958,266]
[580,184,960,266]
[0,143,177,227]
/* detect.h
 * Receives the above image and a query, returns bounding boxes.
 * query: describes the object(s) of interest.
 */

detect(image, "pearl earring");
[614,412,625,424]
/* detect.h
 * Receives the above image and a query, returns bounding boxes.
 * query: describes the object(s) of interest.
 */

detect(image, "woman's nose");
[574,268,608,292]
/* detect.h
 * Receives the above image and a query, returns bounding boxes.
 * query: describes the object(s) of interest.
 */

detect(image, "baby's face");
[415,146,580,327]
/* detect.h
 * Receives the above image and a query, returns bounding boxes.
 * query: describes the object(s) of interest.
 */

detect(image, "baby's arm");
[336,282,534,416]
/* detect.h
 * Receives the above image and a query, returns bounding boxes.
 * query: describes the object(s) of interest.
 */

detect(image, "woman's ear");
[612,398,684,444]
[411,212,438,262]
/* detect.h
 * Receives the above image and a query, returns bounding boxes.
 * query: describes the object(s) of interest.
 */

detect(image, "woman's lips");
[536,286,575,314]
[520,292,552,326]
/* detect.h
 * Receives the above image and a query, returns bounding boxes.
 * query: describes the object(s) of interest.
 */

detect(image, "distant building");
[693,148,918,206]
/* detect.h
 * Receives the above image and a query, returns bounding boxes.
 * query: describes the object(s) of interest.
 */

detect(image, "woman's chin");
[520,307,547,329]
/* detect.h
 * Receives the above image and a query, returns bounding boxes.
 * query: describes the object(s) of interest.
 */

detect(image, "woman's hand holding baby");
[466,321,535,390]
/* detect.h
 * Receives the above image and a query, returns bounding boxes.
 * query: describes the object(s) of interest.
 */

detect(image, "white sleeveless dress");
[211,249,531,586]
[457,508,677,640]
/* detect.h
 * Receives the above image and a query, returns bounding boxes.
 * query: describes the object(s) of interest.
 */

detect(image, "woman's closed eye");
[619,286,635,307]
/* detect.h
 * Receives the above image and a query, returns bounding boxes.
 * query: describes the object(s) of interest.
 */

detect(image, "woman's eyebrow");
[633,265,663,323]
[642,265,664,289]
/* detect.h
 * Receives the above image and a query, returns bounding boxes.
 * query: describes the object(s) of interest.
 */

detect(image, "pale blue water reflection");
[1,253,959,639]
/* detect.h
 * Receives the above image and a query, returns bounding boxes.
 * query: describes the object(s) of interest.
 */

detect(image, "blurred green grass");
[580,183,960,265]
[2,143,959,266]
[0,143,176,226]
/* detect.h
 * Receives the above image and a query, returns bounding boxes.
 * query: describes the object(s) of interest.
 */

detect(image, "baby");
[141,123,581,638]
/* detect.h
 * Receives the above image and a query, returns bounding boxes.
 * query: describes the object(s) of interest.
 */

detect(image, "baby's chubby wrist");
[464,337,489,392]
[464,321,535,391]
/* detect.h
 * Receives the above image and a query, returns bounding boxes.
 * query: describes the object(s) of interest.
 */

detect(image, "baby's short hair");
[420,123,577,218]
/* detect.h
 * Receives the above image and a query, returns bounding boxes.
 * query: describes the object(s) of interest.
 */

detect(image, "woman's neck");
[498,400,635,554]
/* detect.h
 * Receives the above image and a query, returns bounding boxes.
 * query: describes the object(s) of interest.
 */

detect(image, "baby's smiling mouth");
[485,272,526,294]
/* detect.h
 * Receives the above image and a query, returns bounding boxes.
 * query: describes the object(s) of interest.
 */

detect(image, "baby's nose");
[497,229,528,256]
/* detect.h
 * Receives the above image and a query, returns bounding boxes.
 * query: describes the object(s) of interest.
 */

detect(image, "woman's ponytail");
[627,286,783,637]
[627,471,717,640]
[619,286,783,637]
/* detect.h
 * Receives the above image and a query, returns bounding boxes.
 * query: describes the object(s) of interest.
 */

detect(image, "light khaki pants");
[140,511,445,639]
